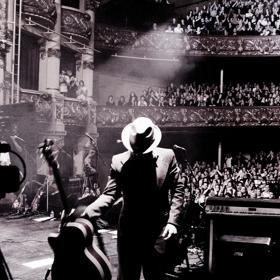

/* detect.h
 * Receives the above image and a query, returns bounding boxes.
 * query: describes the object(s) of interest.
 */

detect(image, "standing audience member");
[59,70,69,95]
[76,80,88,101]
[67,76,78,98]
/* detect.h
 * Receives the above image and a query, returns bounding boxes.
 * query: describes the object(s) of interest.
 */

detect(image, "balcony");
[95,24,280,57]
[19,89,95,126]
[22,0,57,30]
[16,89,280,128]
[97,106,280,128]
[61,6,92,45]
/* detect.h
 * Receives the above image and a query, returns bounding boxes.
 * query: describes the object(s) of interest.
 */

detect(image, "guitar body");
[48,218,112,280]
[40,140,112,280]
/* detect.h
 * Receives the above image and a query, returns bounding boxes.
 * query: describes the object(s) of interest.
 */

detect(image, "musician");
[84,117,185,280]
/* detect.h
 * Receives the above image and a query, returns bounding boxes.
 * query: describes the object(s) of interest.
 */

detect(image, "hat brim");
[121,123,162,154]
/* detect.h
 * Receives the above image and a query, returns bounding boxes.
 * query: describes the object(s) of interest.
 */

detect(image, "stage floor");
[0,213,278,280]
[0,214,205,280]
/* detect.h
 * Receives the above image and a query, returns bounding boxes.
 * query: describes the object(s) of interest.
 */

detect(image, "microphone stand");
[85,134,107,169]
[172,147,202,276]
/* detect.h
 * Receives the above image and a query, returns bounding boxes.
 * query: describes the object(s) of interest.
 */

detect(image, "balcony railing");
[61,6,92,45]
[95,24,280,57]
[22,0,57,29]
[19,89,95,126]
[17,89,280,128]
[97,106,280,127]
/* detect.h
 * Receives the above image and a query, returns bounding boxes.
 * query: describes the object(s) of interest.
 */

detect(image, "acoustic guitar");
[40,139,112,280]
[12,181,29,213]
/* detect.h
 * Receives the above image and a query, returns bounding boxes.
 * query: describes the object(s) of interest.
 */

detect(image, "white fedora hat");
[121,117,162,154]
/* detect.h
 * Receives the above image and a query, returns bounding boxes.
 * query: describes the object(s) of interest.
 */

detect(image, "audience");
[182,150,280,207]
[59,69,88,101]
[104,81,280,107]
[162,0,280,36]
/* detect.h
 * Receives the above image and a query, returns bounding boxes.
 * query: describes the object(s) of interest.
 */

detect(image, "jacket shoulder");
[112,151,131,168]
[154,147,175,159]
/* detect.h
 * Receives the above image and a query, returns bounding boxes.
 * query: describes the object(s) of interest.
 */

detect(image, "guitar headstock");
[38,139,59,170]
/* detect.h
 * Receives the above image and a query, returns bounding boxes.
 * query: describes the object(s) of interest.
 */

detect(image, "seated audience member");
[117,95,126,106]
[138,95,148,106]
[127,92,138,106]
[174,23,184,33]
[106,95,116,106]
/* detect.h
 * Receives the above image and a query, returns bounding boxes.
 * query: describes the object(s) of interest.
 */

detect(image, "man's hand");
[161,224,177,240]
[82,204,98,219]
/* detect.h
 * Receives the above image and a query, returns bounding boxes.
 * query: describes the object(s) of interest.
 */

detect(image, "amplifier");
[68,177,83,196]
[205,197,280,279]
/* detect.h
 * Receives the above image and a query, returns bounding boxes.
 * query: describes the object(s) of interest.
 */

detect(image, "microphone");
[11,135,25,142]
[173,144,187,152]
[85,133,95,142]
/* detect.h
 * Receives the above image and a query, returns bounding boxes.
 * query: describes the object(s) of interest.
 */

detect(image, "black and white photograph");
[1,0,280,279]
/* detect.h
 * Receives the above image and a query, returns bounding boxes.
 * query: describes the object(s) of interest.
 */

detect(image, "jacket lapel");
[115,149,169,188]
[153,148,169,188]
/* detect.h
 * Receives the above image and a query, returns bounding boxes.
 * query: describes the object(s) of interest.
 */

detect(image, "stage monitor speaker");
[205,216,280,280]
[213,234,273,279]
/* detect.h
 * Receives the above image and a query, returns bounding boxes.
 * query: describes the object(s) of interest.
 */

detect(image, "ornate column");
[76,2,97,100]
[39,0,66,145]
[0,52,5,105]
[38,38,47,92]
[46,1,61,95]
[0,0,8,105]
[79,0,86,11]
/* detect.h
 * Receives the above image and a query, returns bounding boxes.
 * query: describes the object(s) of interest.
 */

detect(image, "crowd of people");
[161,0,280,36]
[183,150,280,207]
[59,69,88,100]
[105,81,280,107]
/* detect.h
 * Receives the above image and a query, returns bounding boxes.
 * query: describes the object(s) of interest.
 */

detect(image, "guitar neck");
[52,167,70,214]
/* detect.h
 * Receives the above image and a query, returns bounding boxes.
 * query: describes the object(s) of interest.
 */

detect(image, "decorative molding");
[96,106,280,127]
[95,25,280,57]
[83,60,94,70]
[76,59,82,72]
[47,48,61,58]
[0,0,9,55]
[20,90,53,121]
[87,100,97,125]
[22,0,57,29]
[188,36,280,56]
[61,7,92,45]
[76,58,94,71]
[64,98,91,126]
[21,91,280,128]
[19,90,96,126]
[55,103,64,121]
[38,38,47,59]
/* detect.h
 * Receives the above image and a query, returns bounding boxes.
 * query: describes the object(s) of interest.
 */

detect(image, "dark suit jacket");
[87,147,185,234]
